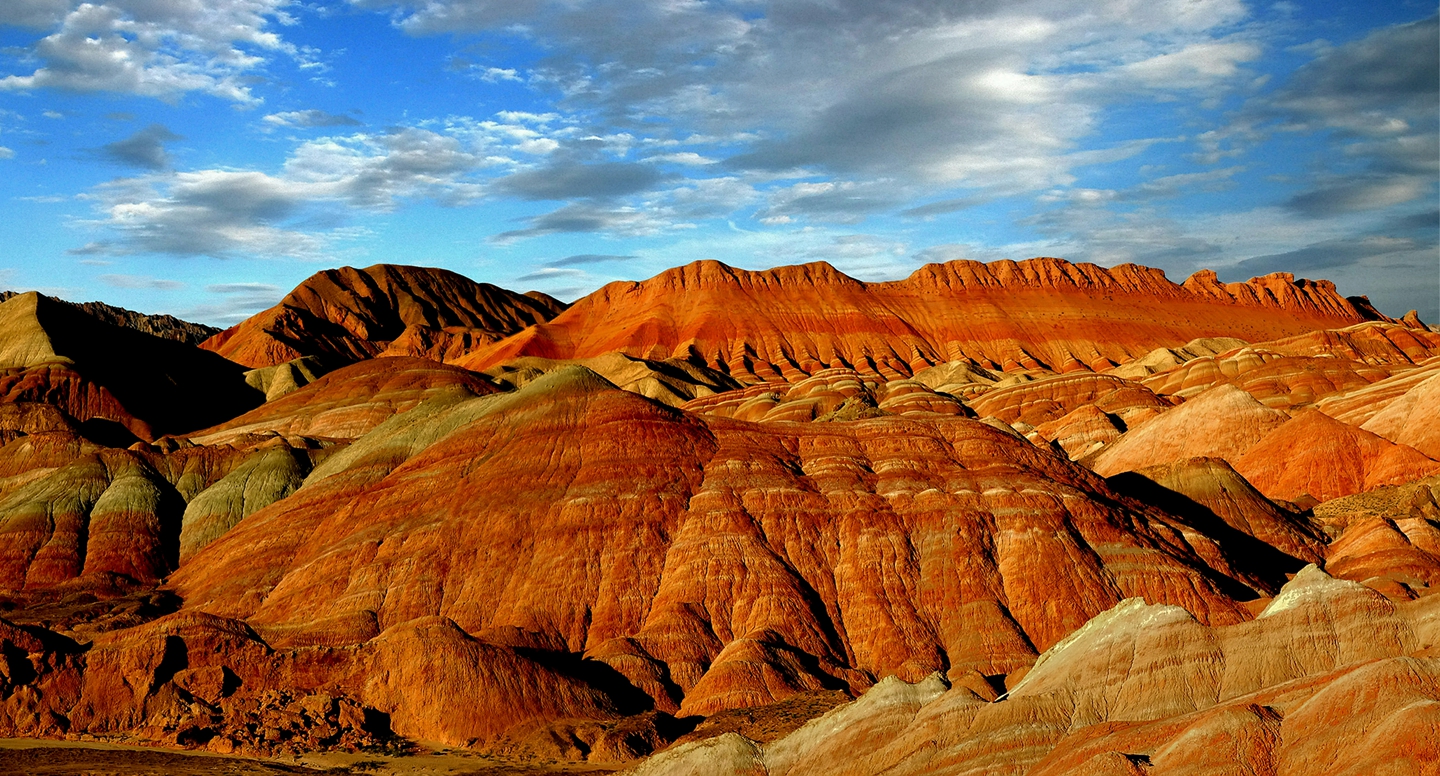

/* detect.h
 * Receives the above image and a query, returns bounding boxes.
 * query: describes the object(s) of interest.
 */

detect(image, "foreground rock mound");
[172,367,1302,740]
[202,264,566,368]
[629,567,1440,775]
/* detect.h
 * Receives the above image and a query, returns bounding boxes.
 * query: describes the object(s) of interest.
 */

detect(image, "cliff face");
[0,290,220,346]
[0,292,261,440]
[202,264,567,368]
[457,258,1386,381]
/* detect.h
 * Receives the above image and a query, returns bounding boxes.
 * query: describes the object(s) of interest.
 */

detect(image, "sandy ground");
[0,739,622,775]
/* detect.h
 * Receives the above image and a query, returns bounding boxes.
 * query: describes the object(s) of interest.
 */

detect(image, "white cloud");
[75,126,492,257]
[262,110,363,129]
[0,147,13,160]
[0,0,297,103]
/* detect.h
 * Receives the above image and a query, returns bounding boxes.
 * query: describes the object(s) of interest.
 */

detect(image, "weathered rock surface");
[0,292,262,440]
[459,258,1385,382]
[681,367,966,423]
[1090,385,1290,478]
[623,567,1440,775]
[188,356,497,445]
[171,367,1294,732]
[202,264,565,368]
[1233,409,1440,504]
[484,350,742,407]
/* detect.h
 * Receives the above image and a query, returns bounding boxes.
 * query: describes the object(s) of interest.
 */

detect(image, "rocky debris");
[202,264,565,369]
[459,258,1383,382]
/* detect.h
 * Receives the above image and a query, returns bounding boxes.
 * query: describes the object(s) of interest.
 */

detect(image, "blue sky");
[0,0,1436,325]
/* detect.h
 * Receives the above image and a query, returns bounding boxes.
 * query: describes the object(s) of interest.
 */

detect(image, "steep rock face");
[0,293,262,440]
[627,567,1440,775]
[1108,457,1327,565]
[1090,385,1290,478]
[0,290,219,346]
[457,258,1382,382]
[201,264,565,368]
[1233,410,1440,504]
[173,367,1292,723]
[188,356,497,445]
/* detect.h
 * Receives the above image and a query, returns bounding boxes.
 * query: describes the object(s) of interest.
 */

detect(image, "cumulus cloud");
[76,127,491,257]
[0,0,297,103]
[262,110,364,129]
[100,123,181,169]
[358,0,1266,224]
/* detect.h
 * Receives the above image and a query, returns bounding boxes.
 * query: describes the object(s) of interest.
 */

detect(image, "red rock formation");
[457,258,1383,383]
[968,373,1171,428]
[1090,385,1290,478]
[1315,357,1440,426]
[681,368,966,423]
[1233,409,1440,504]
[188,356,497,445]
[171,367,1294,729]
[625,567,1440,775]
[1136,322,1440,409]
[202,264,565,369]
[1358,371,1440,460]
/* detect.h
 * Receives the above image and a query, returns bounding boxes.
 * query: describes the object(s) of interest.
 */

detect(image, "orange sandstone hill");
[1,257,1439,771]
[201,263,567,369]
[453,258,1392,381]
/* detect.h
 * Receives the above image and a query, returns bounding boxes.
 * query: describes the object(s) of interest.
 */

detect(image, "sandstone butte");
[451,258,1399,381]
[200,263,567,369]
[0,257,1438,772]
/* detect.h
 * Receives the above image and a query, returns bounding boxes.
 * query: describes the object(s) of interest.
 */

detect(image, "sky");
[0,0,1436,326]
